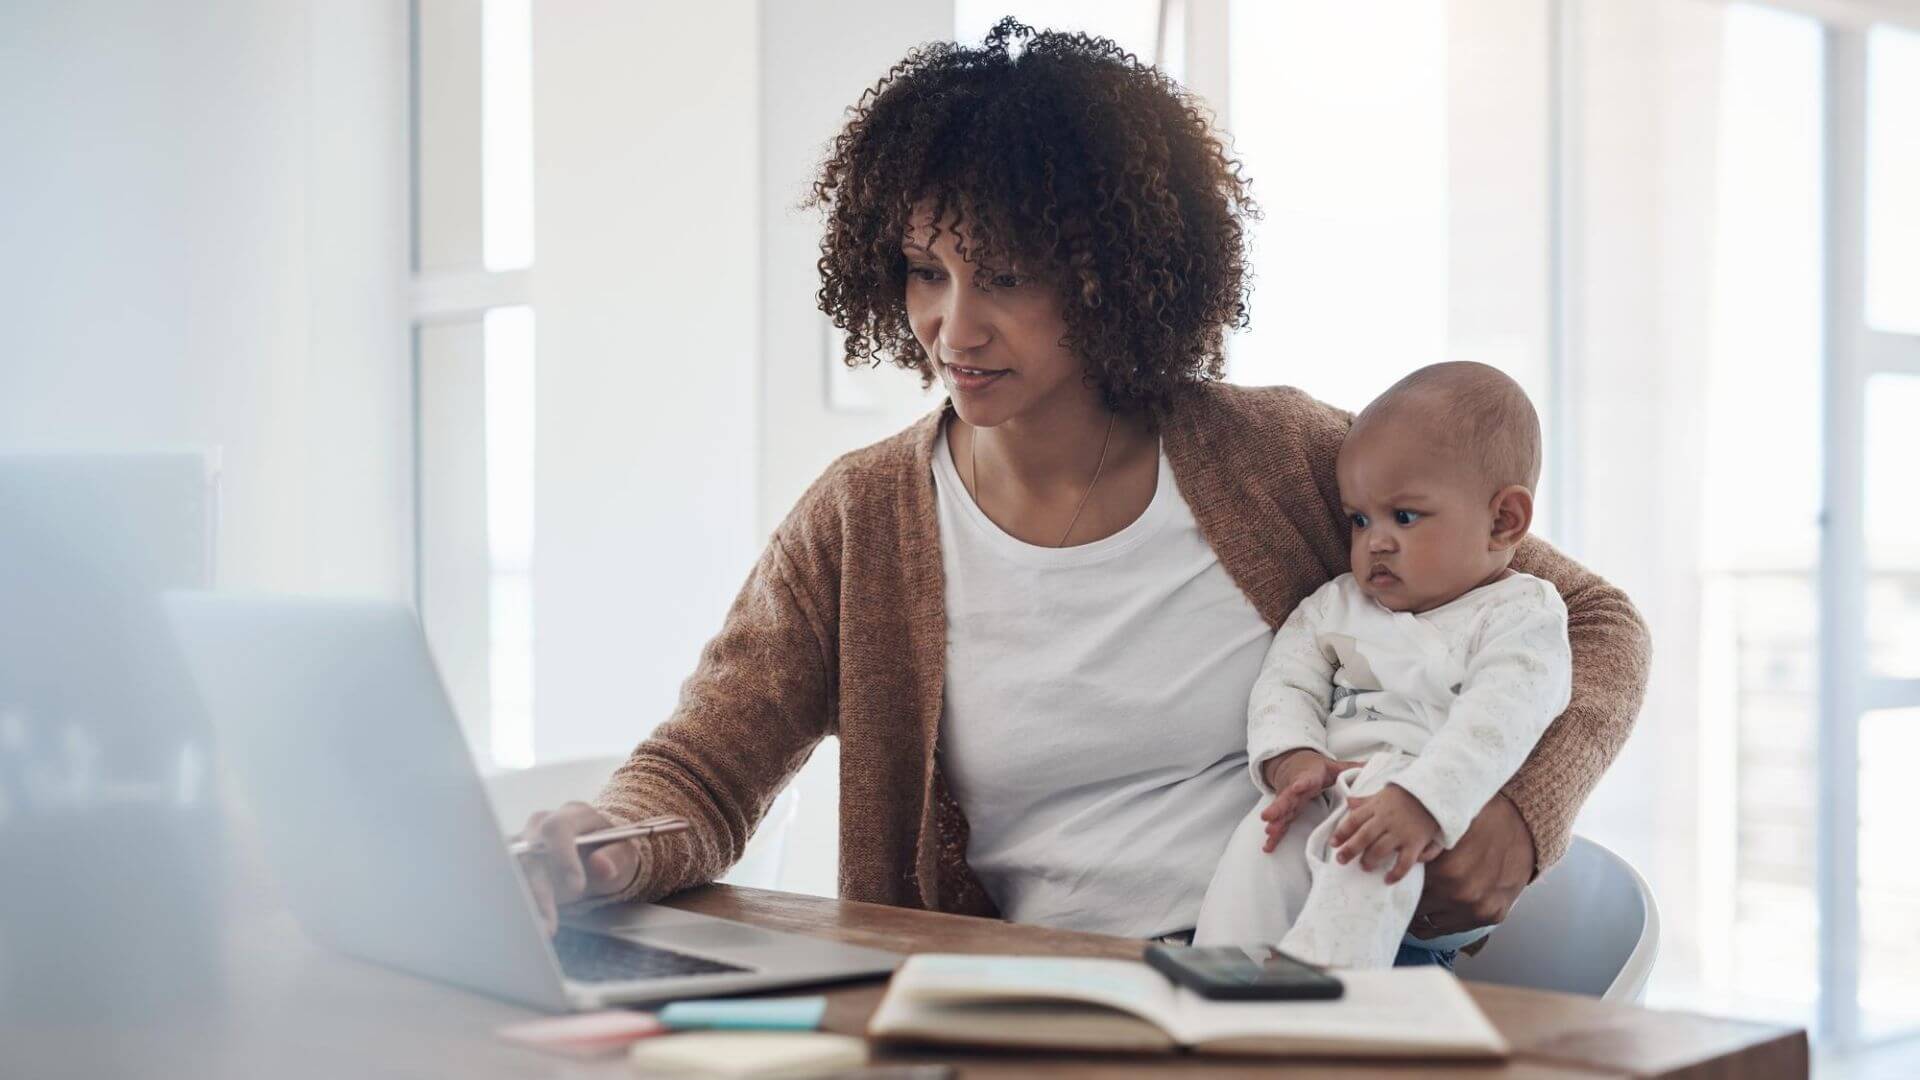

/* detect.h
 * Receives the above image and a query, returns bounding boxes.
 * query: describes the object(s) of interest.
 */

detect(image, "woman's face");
[901,204,1089,429]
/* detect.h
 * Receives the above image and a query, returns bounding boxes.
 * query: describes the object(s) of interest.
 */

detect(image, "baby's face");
[1336,423,1506,614]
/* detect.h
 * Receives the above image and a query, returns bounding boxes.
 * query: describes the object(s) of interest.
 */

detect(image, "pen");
[507,814,689,856]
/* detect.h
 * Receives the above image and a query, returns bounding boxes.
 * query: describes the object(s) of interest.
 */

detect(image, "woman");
[519,21,1649,962]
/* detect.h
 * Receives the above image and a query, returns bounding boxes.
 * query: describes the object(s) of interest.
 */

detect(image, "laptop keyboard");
[551,926,751,984]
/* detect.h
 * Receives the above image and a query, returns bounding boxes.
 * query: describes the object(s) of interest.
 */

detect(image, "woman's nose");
[938,287,992,354]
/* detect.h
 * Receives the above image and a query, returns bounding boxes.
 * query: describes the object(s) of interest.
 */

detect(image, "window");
[413,0,538,769]
[1864,26,1920,335]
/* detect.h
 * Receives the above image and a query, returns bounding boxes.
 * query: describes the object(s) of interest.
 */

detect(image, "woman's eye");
[907,265,944,283]
[1394,509,1421,526]
[1349,513,1369,529]
[988,273,1023,289]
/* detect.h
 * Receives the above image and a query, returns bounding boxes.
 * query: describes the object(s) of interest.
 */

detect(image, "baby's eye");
[1393,509,1421,526]
[1349,512,1370,529]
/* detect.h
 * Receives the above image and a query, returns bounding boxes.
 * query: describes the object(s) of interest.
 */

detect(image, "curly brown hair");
[808,16,1257,416]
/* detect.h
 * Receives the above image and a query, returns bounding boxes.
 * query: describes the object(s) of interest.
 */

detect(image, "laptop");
[164,592,900,1011]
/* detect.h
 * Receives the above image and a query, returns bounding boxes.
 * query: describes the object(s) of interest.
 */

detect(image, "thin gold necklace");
[969,412,1117,547]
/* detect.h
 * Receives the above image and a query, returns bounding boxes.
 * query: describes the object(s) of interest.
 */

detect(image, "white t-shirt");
[931,427,1275,938]
[1245,572,1573,848]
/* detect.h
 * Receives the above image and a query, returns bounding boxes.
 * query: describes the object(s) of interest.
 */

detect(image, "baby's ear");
[1488,485,1533,550]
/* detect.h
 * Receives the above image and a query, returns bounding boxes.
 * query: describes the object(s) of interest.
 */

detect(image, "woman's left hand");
[1410,793,1535,938]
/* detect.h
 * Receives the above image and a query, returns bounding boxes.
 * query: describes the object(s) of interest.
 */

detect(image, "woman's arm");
[589,528,837,905]
[1245,581,1341,794]
[1411,539,1649,937]
[1500,537,1652,869]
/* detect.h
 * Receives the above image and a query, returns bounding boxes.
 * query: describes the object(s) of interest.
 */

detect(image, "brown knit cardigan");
[597,382,1652,918]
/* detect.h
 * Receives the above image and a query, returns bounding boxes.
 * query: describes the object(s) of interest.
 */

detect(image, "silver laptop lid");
[165,593,573,1012]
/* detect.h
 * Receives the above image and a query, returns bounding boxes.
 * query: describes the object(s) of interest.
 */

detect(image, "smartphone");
[1143,944,1344,1001]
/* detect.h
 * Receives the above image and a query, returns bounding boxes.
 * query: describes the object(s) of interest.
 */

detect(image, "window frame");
[1816,16,1920,1050]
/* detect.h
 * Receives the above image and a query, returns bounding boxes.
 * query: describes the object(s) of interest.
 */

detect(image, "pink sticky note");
[496,1010,669,1058]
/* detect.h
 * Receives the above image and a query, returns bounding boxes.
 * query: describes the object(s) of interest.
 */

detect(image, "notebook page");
[883,955,1182,1031]
[1166,968,1509,1058]
[866,995,1177,1053]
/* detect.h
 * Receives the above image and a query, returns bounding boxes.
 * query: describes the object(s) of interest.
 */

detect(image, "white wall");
[529,0,764,763]
[0,0,413,599]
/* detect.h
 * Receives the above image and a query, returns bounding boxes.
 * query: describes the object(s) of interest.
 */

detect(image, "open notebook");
[868,954,1509,1060]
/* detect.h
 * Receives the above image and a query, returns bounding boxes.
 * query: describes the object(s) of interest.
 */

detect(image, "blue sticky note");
[658,995,828,1031]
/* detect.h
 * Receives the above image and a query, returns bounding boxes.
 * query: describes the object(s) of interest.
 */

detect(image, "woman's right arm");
[517,524,837,930]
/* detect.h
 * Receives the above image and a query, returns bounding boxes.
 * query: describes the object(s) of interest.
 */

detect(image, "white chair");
[481,755,799,890]
[1450,835,1660,1003]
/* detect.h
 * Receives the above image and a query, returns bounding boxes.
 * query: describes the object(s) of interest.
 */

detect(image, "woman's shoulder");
[773,407,944,542]
[1167,376,1351,455]
[807,408,939,496]
[1170,380,1351,451]
[1166,380,1352,492]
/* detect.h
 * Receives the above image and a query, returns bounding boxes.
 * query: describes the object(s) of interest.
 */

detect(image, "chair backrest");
[1451,835,1660,1002]
[480,755,799,891]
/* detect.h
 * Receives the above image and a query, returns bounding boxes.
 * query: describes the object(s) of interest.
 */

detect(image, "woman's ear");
[1488,485,1534,550]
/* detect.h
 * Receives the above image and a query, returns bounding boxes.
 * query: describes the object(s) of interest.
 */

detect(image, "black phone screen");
[1143,944,1345,1000]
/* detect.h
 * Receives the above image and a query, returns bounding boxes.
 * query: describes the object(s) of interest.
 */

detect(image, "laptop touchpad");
[645,923,788,952]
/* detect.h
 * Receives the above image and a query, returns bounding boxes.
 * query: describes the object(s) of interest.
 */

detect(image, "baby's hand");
[1330,784,1444,884]
[1258,750,1363,853]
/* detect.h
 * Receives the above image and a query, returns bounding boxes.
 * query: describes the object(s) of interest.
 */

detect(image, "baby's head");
[1337,362,1541,613]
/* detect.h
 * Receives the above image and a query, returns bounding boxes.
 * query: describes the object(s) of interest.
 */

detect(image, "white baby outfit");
[1192,571,1573,968]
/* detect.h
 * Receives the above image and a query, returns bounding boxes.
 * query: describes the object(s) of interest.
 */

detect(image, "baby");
[1191,361,1573,969]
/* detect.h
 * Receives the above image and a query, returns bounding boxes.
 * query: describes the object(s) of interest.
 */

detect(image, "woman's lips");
[943,362,1010,393]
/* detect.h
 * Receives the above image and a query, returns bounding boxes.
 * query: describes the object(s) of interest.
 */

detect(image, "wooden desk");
[668,886,1808,1079]
[0,883,1806,1079]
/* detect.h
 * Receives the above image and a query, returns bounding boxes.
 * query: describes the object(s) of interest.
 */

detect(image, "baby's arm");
[1247,582,1365,850]
[1246,581,1344,795]
[1384,584,1574,849]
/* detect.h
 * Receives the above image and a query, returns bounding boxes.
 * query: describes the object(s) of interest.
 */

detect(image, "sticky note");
[658,995,829,1031]
[495,1009,666,1057]
[628,1031,867,1077]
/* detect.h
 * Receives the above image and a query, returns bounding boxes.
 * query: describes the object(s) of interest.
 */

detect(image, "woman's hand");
[1410,793,1535,937]
[1258,750,1363,853]
[514,802,645,936]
